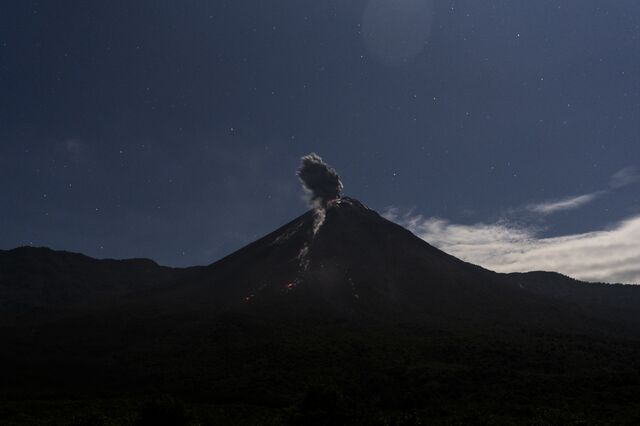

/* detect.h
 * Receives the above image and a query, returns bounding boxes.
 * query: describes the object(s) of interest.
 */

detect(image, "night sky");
[2,1,639,281]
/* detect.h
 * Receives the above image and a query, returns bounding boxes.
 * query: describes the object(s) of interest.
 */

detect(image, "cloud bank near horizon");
[384,167,640,284]
[385,209,640,284]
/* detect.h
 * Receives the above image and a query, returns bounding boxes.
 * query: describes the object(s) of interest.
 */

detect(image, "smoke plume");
[297,153,343,206]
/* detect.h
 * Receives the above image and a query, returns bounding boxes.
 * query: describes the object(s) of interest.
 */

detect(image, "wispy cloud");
[527,192,604,215]
[610,167,640,189]
[384,209,640,284]
[525,167,640,215]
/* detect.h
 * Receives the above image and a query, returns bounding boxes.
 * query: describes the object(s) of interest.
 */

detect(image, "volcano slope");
[2,198,640,425]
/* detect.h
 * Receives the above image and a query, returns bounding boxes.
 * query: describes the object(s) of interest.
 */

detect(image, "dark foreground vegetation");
[3,318,640,425]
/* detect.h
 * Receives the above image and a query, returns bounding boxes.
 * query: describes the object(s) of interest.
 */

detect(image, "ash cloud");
[296,154,342,265]
[297,153,343,206]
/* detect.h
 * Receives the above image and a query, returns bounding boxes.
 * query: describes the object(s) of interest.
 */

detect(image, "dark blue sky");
[2,0,639,268]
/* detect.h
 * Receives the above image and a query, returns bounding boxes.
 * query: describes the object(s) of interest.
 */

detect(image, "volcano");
[119,196,640,334]
[3,196,640,330]
[3,197,640,424]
